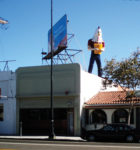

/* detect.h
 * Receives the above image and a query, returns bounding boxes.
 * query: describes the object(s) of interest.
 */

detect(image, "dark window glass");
[20,108,68,122]
[54,109,67,120]
[91,109,107,124]
[103,125,114,131]
[112,109,128,123]
[0,105,3,121]
[112,109,134,124]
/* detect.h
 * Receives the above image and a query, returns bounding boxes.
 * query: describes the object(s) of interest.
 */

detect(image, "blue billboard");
[48,14,67,53]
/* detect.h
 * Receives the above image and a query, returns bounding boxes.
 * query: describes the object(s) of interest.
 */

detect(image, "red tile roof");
[86,91,140,105]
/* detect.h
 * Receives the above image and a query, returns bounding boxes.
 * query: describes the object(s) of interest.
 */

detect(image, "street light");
[49,0,55,139]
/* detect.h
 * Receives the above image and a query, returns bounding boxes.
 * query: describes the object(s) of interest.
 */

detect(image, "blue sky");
[0,0,140,74]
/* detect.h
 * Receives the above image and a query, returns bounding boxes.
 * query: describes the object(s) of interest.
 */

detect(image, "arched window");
[90,109,107,124]
[112,109,128,123]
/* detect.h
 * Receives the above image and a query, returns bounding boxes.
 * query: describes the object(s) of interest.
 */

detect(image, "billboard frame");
[43,14,67,60]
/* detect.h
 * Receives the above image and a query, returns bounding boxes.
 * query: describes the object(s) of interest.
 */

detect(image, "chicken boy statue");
[88,26,105,77]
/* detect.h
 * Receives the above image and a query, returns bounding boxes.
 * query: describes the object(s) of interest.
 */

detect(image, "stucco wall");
[16,64,80,98]
[80,70,103,104]
[16,63,108,136]
[0,71,16,135]
[16,63,82,136]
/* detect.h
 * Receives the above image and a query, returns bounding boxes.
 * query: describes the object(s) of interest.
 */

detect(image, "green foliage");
[103,50,140,125]
[103,50,140,91]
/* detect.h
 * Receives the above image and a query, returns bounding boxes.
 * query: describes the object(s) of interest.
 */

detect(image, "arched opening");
[90,109,107,124]
[112,109,128,123]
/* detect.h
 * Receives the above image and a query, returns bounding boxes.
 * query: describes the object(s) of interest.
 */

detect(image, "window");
[103,125,114,131]
[0,105,3,121]
[124,125,134,131]
[20,108,68,122]
[90,109,107,124]
[112,109,128,123]
[118,126,124,131]
[20,109,50,121]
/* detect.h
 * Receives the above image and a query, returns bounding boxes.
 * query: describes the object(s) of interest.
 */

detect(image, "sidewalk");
[0,135,84,142]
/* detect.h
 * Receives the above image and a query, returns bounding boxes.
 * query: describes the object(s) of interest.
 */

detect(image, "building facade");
[1,63,138,136]
[16,63,104,136]
[84,91,140,131]
[0,71,16,135]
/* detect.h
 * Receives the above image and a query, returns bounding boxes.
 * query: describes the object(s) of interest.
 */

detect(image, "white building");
[0,71,16,135]
[0,63,123,136]
[16,63,107,136]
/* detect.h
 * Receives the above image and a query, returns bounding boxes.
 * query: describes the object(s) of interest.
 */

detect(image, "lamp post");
[49,0,55,139]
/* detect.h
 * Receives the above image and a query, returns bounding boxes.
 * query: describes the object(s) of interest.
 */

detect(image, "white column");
[104,109,115,124]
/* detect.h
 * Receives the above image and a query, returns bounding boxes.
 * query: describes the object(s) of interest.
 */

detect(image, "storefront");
[20,108,74,135]
[16,63,103,136]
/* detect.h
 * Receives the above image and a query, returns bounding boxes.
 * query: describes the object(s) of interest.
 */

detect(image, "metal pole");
[20,122,22,136]
[49,0,55,139]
